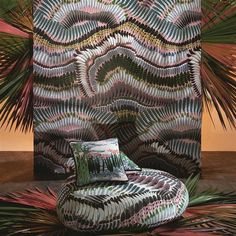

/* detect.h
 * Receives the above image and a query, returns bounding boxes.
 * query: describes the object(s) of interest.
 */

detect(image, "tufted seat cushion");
[56,169,189,233]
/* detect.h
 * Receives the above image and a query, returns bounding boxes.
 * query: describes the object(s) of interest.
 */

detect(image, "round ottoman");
[56,169,189,233]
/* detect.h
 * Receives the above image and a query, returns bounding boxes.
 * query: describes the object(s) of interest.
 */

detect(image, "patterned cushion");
[70,138,128,186]
[65,151,141,174]
[120,151,142,174]
[57,168,189,233]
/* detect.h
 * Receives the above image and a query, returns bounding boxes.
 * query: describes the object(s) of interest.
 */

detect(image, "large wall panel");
[34,0,202,178]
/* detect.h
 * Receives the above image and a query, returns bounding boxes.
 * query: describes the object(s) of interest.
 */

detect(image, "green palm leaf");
[181,175,236,235]
[185,174,236,207]
[0,0,32,132]
[0,0,32,34]
[0,204,65,236]
[0,188,65,236]
[202,0,236,128]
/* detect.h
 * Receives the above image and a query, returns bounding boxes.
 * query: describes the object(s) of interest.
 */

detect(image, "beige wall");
[0,109,235,151]
[0,127,33,151]
[202,109,236,151]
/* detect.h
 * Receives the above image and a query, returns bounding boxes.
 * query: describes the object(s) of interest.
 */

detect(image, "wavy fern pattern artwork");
[33,0,202,178]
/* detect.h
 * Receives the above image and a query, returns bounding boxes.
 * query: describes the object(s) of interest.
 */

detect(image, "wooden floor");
[0,152,236,193]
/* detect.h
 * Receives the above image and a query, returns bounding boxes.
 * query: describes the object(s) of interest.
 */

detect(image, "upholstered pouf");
[57,169,189,233]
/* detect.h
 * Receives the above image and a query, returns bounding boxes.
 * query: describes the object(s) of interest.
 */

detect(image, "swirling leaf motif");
[33,0,202,178]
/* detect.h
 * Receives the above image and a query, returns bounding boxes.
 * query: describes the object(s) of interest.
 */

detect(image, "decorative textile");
[34,0,202,178]
[120,151,141,174]
[66,150,142,174]
[56,168,189,233]
[70,138,128,186]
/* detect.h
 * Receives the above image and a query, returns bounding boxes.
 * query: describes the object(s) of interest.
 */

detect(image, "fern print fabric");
[120,152,142,174]
[57,169,189,232]
[70,138,128,186]
[33,0,202,178]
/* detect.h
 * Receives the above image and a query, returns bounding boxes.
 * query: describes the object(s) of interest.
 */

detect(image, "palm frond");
[0,203,65,236]
[202,0,236,128]
[151,226,215,236]
[0,0,33,132]
[185,174,236,207]
[0,0,32,34]
[181,204,236,235]
[189,189,236,207]
[0,188,64,236]
[179,175,236,235]
[0,187,57,211]
[0,32,33,132]
[0,0,24,18]
[185,174,200,199]
[202,0,236,36]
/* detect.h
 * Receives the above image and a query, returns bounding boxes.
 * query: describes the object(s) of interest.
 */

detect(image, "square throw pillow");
[120,151,141,174]
[70,138,128,186]
[64,151,141,174]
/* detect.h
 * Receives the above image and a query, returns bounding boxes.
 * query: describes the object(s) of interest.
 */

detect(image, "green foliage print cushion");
[70,138,128,186]
[120,152,141,174]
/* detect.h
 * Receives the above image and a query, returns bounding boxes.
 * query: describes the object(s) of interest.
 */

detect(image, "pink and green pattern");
[34,0,202,178]
[120,151,142,174]
[57,168,189,233]
[70,138,128,186]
